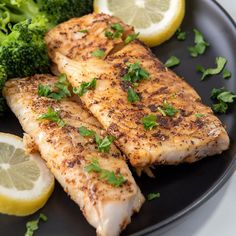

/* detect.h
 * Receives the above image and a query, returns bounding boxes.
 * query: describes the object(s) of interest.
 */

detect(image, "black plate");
[0,0,236,235]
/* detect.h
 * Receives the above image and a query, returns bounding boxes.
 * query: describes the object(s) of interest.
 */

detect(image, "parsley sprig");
[158,100,178,117]
[122,62,149,84]
[127,87,140,103]
[188,29,209,57]
[91,49,105,58]
[25,213,47,236]
[141,114,158,130]
[84,158,126,187]
[73,78,97,97]
[78,126,115,153]
[147,192,160,201]
[38,74,71,100]
[211,87,236,113]
[164,56,180,68]
[176,28,186,41]
[38,107,65,127]
[105,23,124,39]
[197,57,227,80]
[125,33,139,44]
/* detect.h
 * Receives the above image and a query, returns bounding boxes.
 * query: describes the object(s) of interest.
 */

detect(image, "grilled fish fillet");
[3,74,144,236]
[46,13,230,168]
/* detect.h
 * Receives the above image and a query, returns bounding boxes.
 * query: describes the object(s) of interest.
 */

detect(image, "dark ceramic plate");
[0,0,236,235]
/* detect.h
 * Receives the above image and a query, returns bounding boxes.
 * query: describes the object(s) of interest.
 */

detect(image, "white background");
[160,1,236,235]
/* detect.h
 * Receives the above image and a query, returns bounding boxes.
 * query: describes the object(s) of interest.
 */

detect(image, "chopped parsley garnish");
[38,74,71,100]
[85,159,126,187]
[147,192,160,201]
[176,28,186,41]
[188,29,209,57]
[38,107,65,127]
[25,213,47,236]
[158,100,178,117]
[211,87,236,113]
[164,56,180,68]
[127,87,140,103]
[197,57,227,80]
[73,78,97,96]
[125,33,139,44]
[91,49,105,58]
[141,114,158,130]
[78,126,95,137]
[105,23,124,39]
[79,29,88,33]
[195,113,205,118]
[95,134,115,153]
[122,62,149,84]
[223,69,231,79]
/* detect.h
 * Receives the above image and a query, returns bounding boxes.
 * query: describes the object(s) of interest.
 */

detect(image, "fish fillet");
[3,74,144,236]
[46,13,230,168]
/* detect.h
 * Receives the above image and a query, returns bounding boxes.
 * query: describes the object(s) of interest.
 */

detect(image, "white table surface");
[159,1,236,236]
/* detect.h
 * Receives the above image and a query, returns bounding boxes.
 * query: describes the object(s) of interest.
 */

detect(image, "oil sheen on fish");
[3,74,144,236]
[45,13,230,169]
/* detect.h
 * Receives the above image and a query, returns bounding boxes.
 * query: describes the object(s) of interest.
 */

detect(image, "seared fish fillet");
[46,13,230,168]
[3,74,144,236]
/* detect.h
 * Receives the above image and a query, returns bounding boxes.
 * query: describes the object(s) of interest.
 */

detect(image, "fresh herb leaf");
[176,28,186,41]
[95,135,115,153]
[79,29,88,33]
[211,87,227,99]
[105,23,124,39]
[38,107,65,127]
[195,113,205,118]
[73,78,97,96]
[197,57,227,80]
[84,158,101,173]
[158,100,178,117]
[223,69,231,79]
[122,62,149,84]
[141,114,158,130]
[164,56,180,68]
[125,33,139,44]
[78,126,95,137]
[147,192,160,201]
[25,213,47,236]
[211,87,236,113]
[84,158,126,187]
[188,29,209,57]
[91,49,105,58]
[212,102,228,114]
[127,87,140,103]
[38,74,71,100]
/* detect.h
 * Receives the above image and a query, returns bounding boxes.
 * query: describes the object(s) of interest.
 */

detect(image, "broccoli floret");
[0,19,50,78]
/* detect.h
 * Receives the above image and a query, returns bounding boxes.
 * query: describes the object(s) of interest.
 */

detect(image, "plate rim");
[129,1,236,235]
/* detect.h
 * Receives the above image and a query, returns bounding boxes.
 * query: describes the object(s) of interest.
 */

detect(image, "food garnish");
[38,74,71,100]
[105,23,124,39]
[38,107,65,127]
[0,133,54,216]
[223,69,231,79]
[197,57,227,80]
[85,158,126,187]
[158,100,178,117]
[211,87,236,113]
[195,113,205,118]
[141,114,158,130]
[188,29,209,57]
[147,192,160,201]
[91,49,106,58]
[73,78,97,96]
[25,213,47,236]
[125,33,140,44]
[164,56,180,68]
[78,126,96,137]
[127,87,140,103]
[176,28,186,41]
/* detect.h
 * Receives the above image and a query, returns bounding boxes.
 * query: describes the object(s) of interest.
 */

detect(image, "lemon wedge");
[0,132,54,216]
[94,0,185,47]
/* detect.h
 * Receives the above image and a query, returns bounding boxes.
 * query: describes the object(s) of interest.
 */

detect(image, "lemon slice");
[0,132,54,216]
[94,0,185,47]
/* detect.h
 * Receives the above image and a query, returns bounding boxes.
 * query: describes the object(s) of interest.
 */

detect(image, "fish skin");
[45,13,230,168]
[3,74,144,236]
